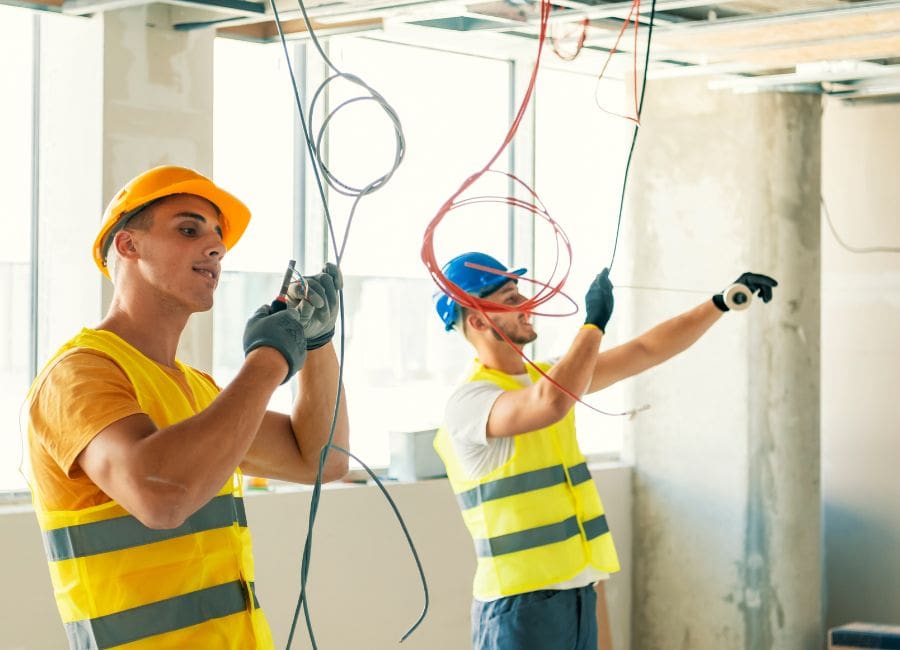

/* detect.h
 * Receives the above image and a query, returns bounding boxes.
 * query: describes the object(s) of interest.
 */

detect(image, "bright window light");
[534,68,635,457]
[0,8,35,493]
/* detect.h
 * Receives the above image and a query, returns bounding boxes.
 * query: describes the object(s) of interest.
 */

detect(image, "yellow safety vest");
[28,328,274,650]
[434,360,620,601]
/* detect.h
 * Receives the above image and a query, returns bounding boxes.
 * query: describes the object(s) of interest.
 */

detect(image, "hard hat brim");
[477,267,527,297]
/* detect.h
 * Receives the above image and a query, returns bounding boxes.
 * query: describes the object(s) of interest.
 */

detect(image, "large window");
[0,7,35,494]
[213,37,514,469]
[0,8,102,494]
[212,38,298,413]
[211,35,633,471]
[325,39,512,468]
[533,68,635,457]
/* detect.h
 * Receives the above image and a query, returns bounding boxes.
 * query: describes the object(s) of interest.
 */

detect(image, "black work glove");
[584,268,614,332]
[243,304,308,383]
[712,272,779,312]
[287,262,342,350]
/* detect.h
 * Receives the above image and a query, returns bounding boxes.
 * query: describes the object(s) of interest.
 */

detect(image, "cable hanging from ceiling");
[549,0,658,272]
[267,2,427,649]
[421,0,655,418]
[600,0,657,272]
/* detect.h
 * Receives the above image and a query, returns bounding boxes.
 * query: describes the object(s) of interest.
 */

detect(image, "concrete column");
[621,78,821,649]
[100,7,216,370]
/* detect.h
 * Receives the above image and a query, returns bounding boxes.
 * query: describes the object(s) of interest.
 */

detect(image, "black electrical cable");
[267,3,428,649]
[607,0,657,273]
[821,195,900,254]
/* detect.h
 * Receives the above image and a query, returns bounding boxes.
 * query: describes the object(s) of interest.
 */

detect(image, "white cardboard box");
[388,428,445,481]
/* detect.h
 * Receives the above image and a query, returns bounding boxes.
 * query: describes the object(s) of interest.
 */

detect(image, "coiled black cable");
[266,4,427,649]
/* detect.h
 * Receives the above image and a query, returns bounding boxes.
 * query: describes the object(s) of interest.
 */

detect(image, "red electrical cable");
[551,17,589,62]
[421,0,635,417]
[594,0,643,125]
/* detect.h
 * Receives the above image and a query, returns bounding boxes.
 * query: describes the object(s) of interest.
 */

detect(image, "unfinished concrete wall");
[100,7,216,370]
[821,99,900,630]
[621,79,821,649]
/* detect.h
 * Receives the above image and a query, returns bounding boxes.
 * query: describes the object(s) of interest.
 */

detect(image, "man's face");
[481,280,537,346]
[126,194,225,313]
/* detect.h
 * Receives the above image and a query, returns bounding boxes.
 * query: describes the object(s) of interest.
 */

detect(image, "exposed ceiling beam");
[1,0,63,9]
[648,60,782,79]
[637,25,900,64]
[541,0,748,26]
[213,14,382,39]
[189,0,465,33]
[62,0,262,15]
[657,0,900,36]
[62,0,149,14]
[656,5,900,52]
[707,61,900,92]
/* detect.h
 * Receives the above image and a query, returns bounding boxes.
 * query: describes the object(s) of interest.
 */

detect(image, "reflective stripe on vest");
[456,462,592,510]
[64,580,261,650]
[44,494,247,561]
[474,514,609,558]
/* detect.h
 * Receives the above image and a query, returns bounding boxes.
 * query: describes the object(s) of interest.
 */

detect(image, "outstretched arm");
[586,271,778,394]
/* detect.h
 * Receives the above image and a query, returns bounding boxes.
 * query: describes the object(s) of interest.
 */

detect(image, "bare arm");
[240,342,349,483]
[486,326,603,438]
[77,347,288,529]
[587,300,723,394]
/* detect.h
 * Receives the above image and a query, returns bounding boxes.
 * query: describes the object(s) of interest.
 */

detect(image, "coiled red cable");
[420,0,638,416]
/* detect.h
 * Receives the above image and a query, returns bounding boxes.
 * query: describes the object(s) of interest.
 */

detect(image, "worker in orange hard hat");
[26,165,349,649]
[92,165,252,280]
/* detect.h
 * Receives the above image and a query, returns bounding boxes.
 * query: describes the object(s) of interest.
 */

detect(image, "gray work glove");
[584,268,614,332]
[287,262,342,350]
[712,272,778,312]
[243,304,308,383]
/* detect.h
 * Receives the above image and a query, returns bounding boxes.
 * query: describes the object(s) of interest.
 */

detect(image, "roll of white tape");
[723,283,752,311]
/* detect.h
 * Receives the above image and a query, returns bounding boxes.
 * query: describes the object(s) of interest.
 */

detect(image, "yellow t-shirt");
[28,348,218,512]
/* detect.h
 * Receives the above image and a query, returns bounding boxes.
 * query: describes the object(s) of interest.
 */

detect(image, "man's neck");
[475,342,528,376]
[98,296,189,368]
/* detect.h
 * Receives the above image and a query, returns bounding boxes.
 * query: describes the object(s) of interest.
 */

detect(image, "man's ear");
[467,311,490,332]
[113,230,139,260]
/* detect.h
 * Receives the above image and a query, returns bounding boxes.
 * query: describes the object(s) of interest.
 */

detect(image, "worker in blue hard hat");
[435,251,528,332]
[432,251,778,650]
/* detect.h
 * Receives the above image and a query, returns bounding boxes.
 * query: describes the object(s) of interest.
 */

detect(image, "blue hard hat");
[435,252,527,331]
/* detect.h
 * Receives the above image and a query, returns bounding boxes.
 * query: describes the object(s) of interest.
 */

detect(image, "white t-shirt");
[443,369,608,601]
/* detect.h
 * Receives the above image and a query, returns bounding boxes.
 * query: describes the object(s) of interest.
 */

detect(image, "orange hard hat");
[92,165,251,278]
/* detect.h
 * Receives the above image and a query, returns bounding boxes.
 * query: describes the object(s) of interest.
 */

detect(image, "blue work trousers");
[471,584,598,650]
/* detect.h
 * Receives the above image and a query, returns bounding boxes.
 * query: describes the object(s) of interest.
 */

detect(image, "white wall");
[821,99,900,630]
[0,466,632,650]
